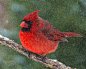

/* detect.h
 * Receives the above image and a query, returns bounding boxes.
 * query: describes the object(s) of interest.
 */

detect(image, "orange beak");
[20,21,28,28]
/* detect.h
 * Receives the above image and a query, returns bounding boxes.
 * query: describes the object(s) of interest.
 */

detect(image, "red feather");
[19,10,82,55]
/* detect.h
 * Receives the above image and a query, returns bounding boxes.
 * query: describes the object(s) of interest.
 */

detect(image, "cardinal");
[19,10,82,57]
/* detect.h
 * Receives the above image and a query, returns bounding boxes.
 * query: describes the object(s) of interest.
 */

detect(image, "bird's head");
[20,10,40,31]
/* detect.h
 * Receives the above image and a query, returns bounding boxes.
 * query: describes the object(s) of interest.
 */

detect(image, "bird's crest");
[23,10,40,21]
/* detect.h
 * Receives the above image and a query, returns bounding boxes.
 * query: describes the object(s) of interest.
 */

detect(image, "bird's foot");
[27,51,33,58]
[42,54,47,62]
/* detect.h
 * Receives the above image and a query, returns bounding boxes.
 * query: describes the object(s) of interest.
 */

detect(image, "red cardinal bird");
[19,10,82,56]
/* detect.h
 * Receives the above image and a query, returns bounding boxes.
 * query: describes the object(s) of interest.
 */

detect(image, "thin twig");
[0,34,75,69]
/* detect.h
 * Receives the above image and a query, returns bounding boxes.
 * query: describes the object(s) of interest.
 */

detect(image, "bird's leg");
[42,54,47,62]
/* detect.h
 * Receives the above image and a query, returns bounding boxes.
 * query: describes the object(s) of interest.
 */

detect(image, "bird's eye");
[23,20,33,25]
[29,21,33,24]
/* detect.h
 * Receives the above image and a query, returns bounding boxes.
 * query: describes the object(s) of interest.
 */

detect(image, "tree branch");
[0,34,75,69]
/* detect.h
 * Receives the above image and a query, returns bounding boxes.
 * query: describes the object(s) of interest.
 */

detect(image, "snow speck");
[6,20,9,24]
[0,34,9,41]
[49,59,57,62]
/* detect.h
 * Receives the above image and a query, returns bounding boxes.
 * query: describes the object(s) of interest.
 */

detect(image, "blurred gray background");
[0,0,85,69]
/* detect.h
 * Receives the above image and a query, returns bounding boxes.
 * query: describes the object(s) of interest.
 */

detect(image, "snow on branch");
[0,34,75,69]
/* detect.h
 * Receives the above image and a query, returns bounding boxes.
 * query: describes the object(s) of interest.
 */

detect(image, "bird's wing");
[40,20,68,42]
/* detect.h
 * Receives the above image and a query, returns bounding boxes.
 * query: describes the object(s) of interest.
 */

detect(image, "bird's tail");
[62,32,83,37]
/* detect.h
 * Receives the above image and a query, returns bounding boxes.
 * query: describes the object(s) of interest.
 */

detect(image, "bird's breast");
[19,30,59,55]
